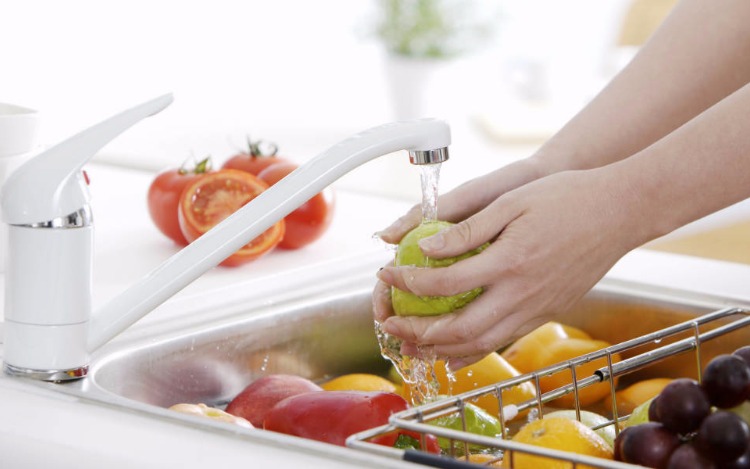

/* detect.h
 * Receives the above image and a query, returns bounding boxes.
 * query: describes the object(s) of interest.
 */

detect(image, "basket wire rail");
[347,307,750,468]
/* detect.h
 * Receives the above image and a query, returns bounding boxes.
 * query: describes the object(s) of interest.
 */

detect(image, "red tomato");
[147,158,212,246]
[257,162,335,250]
[263,391,409,446]
[221,138,290,176]
[177,169,284,266]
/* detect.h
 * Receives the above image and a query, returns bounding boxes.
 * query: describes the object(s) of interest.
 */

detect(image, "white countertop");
[2,158,750,468]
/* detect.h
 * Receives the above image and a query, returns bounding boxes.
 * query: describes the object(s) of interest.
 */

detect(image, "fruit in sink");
[648,378,710,435]
[225,374,322,427]
[178,169,285,266]
[544,409,616,448]
[148,156,212,246]
[401,352,536,417]
[257,161,335,250]
[169,403,253,428]
[614,347,750,468]
[535,338,621,407]
[701,353,750,409]
[429,401,502,453]
[501,321,591,374]
[321,373,399,393]
[603,377,673,417]
[503,417,613,468]
[614,422,680,468]
[623,396,655,427]
[391,220,487,317]
[263,390,408,446]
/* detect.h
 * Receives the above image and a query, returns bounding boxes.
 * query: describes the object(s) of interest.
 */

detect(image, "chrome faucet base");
[4,363,88,382]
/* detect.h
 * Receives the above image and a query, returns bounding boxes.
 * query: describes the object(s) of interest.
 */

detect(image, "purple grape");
[734,346,750,368]
[651,378,711,434]
[615,422,681,469]
[702,354,750,408]
[649,394,662,421]
[666,443,716,469]
[694,411,750,464]
[724,443,750,469]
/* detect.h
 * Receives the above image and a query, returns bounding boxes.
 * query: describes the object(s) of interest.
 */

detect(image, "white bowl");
[0,103,39,157]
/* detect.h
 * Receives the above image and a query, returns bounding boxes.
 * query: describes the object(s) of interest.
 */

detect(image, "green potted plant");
[373,0,498,119]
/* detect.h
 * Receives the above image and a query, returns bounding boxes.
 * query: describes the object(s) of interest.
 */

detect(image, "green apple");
[545,409,616,448]
[392,221,486,317]
[730,401,750,425]
[429,401,502,453]
[624,397,654,428]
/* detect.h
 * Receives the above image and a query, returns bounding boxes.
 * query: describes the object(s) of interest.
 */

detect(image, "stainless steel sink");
[50,274,750,466]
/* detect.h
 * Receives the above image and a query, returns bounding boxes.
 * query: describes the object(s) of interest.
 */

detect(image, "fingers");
[372,279,393,324]
[418,203,511,258]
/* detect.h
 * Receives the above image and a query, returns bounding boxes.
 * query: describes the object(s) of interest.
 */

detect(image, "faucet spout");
[88,119,450,352]
[1,108,450,381]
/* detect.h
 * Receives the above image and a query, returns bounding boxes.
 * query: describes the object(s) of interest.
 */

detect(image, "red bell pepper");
[263,391,409,446]
[370,429,441,454]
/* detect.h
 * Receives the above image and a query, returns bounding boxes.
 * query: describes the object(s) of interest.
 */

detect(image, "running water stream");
[376,162,453,406]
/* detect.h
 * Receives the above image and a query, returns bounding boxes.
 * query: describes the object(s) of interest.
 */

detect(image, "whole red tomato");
[221,137,290,176]
[178,169,284,266]
[147,157,212,246]
[258,162,335,250]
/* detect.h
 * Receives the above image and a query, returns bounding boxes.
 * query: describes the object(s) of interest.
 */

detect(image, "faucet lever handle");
[1,93,173,225]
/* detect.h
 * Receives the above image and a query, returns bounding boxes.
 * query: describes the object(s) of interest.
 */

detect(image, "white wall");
[0,1,632,176]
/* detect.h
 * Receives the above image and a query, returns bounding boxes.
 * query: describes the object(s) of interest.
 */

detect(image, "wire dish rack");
[347,306,750,468]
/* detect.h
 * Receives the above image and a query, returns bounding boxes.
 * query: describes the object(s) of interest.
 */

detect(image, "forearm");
[608,81,750,248]
[533,0,750,175]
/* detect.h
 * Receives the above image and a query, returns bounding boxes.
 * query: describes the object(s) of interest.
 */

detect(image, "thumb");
[420,201,514,258]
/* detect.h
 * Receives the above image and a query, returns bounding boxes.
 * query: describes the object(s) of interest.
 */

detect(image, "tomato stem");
[179,155,213,175]
[245,135,279,158]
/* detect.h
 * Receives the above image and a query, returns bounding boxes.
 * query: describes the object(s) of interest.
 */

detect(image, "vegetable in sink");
[263,390,409,446]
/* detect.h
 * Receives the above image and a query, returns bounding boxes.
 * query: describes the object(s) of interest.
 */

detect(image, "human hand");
[374,167,644,369]
[377,158,545,245]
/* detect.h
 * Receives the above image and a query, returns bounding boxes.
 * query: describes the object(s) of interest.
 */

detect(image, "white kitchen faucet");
[1,94,450,381]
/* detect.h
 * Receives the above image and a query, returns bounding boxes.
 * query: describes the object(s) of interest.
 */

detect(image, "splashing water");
[376,162,448,406]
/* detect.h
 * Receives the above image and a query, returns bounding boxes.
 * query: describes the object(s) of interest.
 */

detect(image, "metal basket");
[347,307,750,468]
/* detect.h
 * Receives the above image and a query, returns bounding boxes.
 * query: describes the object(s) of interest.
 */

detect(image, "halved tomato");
[177,169,285,266]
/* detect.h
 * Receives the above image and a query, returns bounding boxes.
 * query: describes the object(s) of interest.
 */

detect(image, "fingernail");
[419,232,445,251]
[376,268,393,284]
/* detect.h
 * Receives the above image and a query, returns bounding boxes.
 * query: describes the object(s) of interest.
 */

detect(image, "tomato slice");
[178,169,285,266]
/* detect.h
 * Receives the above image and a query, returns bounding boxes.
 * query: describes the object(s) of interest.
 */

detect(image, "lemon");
[392,221,486,317]
[544,410,616,449]
[503,417,613,468]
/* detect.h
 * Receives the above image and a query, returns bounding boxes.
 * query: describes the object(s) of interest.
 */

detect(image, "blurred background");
[0,0,676,198]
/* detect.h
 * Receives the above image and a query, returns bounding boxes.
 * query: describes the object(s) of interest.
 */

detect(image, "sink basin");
[53,273,750,467]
